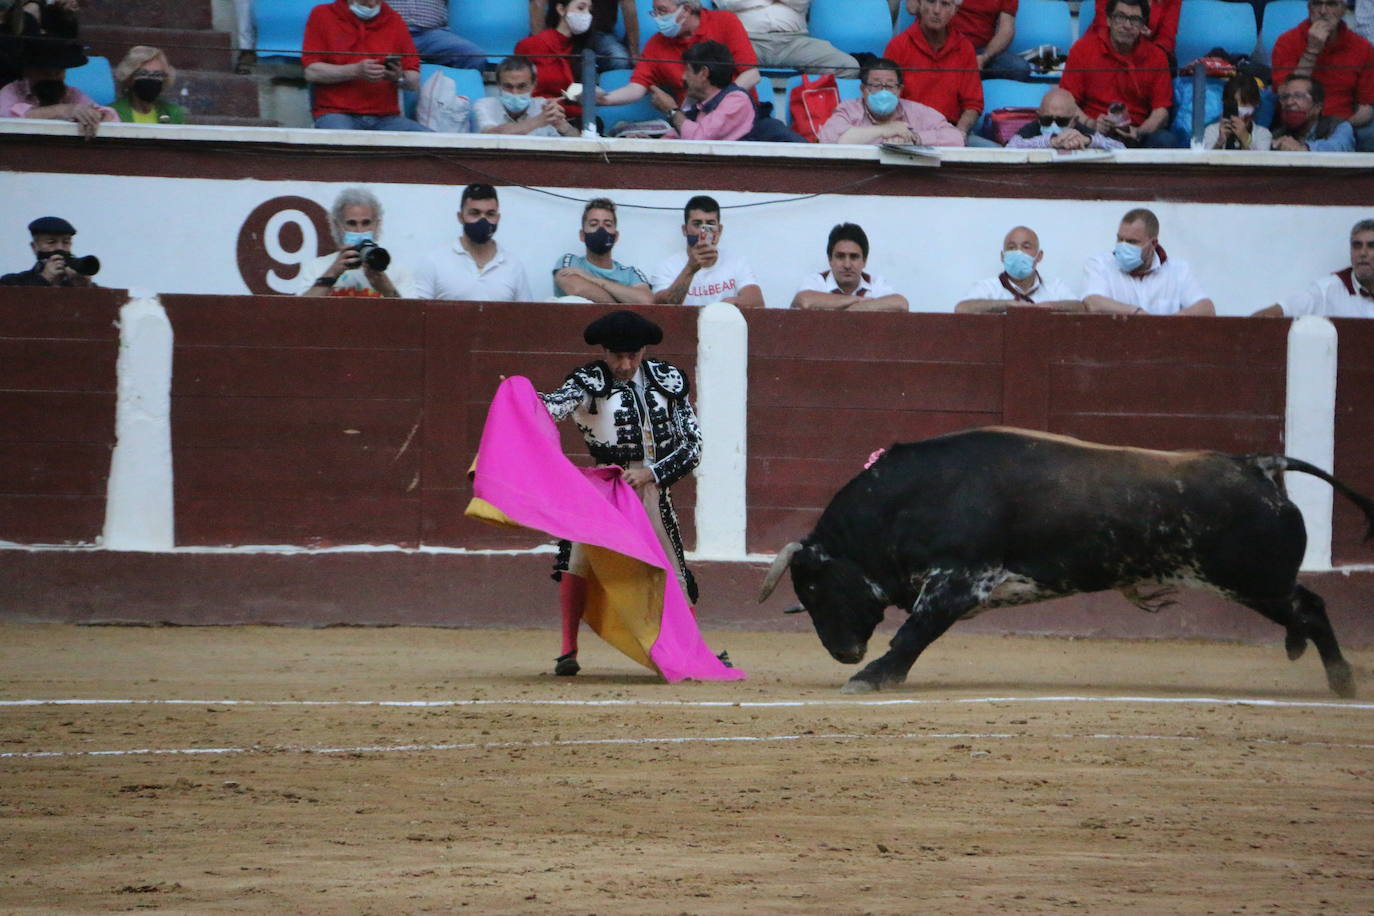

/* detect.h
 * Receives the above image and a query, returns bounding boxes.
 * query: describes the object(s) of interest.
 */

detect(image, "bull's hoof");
[841,677,881,694]
[1327,661,1357,699]
[1285,630,1308,661]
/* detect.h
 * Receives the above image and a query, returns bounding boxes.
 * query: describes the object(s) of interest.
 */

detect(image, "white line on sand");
[3,730,1372,760]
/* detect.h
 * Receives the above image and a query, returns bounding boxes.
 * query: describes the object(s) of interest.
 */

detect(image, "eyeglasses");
[131,69,165,80]
[1038,115,1073,127]
[1278,91,1313,102]
[1108,13,1146,26]
[864,82,900,92]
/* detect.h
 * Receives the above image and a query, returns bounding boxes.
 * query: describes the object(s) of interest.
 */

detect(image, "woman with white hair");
[111,45,186,124]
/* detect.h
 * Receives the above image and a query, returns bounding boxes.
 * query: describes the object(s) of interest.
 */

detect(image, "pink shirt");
[665,87,754,141]
[0,80,118,120]
[817,97,965,146]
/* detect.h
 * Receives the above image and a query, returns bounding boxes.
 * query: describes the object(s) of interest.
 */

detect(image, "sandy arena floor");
[1,623,1372,915]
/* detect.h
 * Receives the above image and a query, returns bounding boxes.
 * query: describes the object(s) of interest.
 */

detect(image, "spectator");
[955,225,1082,313]
[0,216,96,287]
[817,55,964,145]
[0,38,116,139]
[414,184,533,302]
[1006,86,1124,151]
[651,194,763,307]
[473,55,578,136]
[1201,74,1270,151]
[233,0,255,73]
[1059,0,1177,148]
[713,0,857,76]
[526,0,637,72]
[597,0,760,109]
[791,223,909,311]
[1088,0,1181,58]
[652,40,753,140]
[935,0,1033,80]
[1271,0,1374,152]
[296,187,415,298]
[2,0,79,89]
[1271,74,1356,151]
[1082,208,1215,316]
[553,199,653,303]
[515,0,593,125]
[1254,219,1374,318]
[387,0,485,71]
[111,46,187,124]
[884,0,986,145]
[302,0,428,132]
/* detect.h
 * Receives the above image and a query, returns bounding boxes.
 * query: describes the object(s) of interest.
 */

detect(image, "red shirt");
[1060,29,1171,124]
[1091,0,1181,55]
[1272,20,1374,120]
[514,28,581,116]
[951,0,1016,51]
[302,0,419,118]
[883,25,983,124]
[632,8,758,105]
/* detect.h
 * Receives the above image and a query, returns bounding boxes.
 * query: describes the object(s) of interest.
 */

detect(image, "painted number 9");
[236,196,333,295]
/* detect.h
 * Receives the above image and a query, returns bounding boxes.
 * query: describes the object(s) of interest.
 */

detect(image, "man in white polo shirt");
[414,183,533,301]
[1082,208,1215,316]
[1254,219,1374,318]
[955,225,1083,313]
[651,195,764,308]
[791,222,909,311]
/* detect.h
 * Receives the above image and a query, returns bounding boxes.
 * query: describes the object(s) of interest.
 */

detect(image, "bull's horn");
[782,604,805,615]
[758,541,803,603]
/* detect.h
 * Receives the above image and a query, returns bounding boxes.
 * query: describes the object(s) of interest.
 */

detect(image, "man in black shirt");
[0,216,96,287]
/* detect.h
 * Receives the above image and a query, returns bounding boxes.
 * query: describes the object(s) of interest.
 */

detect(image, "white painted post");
[693,302,748,560]
[102,292,175,550]
[1284,315,1338,571]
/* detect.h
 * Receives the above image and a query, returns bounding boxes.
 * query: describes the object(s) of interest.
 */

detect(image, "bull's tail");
[1249,455,1374,542]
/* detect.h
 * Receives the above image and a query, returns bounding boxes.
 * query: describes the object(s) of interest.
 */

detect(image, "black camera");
[1222,97,1238,119]
[46,252,100,276]
[354,239,390,271]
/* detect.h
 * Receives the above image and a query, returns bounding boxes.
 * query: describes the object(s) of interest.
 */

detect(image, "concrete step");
[81,0,213,30]
[177,68,261,120]
[83,24,232,73]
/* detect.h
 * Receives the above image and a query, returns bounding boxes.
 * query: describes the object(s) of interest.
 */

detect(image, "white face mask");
[566,10,593,34]
[350,2,381,20]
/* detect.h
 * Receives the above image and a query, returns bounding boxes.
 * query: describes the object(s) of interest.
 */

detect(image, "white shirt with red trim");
[1081,245,1209,315]
[792,269,901,308]
[1280,268,1374,318]
[962,272,1077,304]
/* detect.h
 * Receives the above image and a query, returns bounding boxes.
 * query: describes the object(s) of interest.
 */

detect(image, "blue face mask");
[1042,122,1063,136]
[1113,241,1145,272]
[349,2,380,20]
[1002,249,1036,280]
[342,231,373,248]
[463,218,496,244]
[499,91,532,115]
[653,7,683,37]
[865,90,899,118]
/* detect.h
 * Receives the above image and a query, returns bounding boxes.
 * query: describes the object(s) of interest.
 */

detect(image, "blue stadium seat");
[66,55,115,106]
[1077,0,1095,37]
[895,2,916,36]
[809,0,895,58]
[597,68,661,129]
[976,77,1052,133]
[449,0,527,61]
[1174,0,1258,65]
[1009,0,1074,54]
[779,74,861,126]
[403,62,487,121]
[255,0,317,60]
[1258,0,1309,63]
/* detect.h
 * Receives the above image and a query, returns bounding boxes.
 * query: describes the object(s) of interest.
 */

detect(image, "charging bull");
[758,427,1374,697]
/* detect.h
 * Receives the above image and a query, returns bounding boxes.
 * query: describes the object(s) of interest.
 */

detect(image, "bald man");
[955,226,1083,313]
[1006,87,1124,152]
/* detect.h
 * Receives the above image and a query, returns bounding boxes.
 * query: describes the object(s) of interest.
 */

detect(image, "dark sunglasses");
[1038,115,1073,127]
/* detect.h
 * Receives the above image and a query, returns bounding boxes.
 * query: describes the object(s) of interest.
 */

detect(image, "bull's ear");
[758,541,804,603]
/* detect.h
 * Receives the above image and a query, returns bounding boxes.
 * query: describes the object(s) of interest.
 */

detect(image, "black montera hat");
[584,310,663,352]
[28,216,77,236]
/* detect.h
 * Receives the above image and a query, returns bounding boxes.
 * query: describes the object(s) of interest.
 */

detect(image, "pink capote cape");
[465,376,744,683]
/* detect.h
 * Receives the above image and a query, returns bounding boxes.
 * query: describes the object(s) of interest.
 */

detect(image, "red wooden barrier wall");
[1333,319,1374,565]
[0,287,122,544]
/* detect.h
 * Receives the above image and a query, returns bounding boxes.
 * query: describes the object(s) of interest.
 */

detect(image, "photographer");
[1203,75,1271,151]
[0,216,99,287]
[297,188,413,298]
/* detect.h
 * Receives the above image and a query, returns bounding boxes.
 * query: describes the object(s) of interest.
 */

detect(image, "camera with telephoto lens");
[48,252,101,276]
[354,239,390,271]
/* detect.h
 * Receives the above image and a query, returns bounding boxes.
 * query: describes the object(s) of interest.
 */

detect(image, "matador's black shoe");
[554,653,580,676]
[716,650,733,669]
